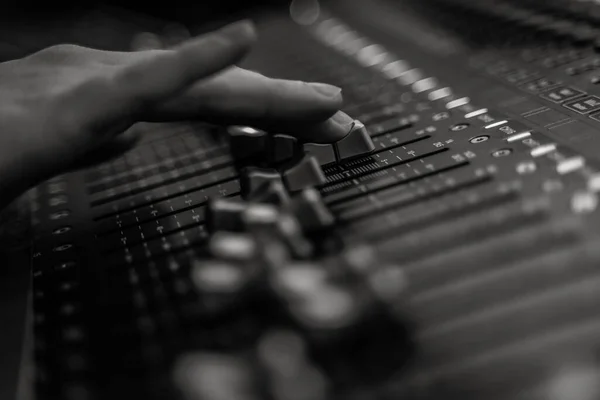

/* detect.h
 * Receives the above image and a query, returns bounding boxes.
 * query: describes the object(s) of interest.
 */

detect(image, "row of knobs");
[451,0,600,48]
[228,120,375,187]
[171,123,412,398]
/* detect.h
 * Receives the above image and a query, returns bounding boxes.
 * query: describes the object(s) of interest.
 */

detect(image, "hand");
[0,20,352,208]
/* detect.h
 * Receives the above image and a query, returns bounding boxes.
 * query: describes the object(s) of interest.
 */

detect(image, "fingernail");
[329,111,355,140]
[309,83,342,99]
[219,20,257,42]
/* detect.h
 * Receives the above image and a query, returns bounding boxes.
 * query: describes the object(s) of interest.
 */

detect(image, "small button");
[53,226,72,235]
[464,108,489,119]
[49,210,70,220]
[563,96,600,114]
[520,77,560,93]
[492,148,512,157]
[587,173,600,192]
[49,195,68,207]
[381,60,410,79]
[589,111,600,122]
[412,77,437,93]
[484,120,508,129]
[571,191,598,214]
[397,68,423,85]
[530,143,557,157]
[557,156,585,174]
[469,135,489,144]
[446,97,470,109]
[333,120,375,162]
[428,87,452,101]
[55,261,76,272]
[504,69,539,84]
[449,123,470,132]
[540,86,584,103]
[506,131,532,142]
[53,244,73,252]
[516,161,537,174]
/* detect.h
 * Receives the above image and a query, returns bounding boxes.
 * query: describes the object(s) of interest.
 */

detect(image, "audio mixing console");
[25,1,600,399]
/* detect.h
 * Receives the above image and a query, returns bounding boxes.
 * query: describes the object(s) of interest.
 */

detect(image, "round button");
[50,210,70,220]
[55,261,76,271]
[469,135,489,144]
[53,226,72,235]
[492,148,512,157]
[432,112,450,121]
[53,243,73,252]
[450,123,470,132]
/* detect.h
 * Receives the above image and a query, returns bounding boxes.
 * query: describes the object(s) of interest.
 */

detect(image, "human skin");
[0,20,352,210]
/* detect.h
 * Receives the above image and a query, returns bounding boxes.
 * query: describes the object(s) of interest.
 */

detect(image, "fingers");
[89,20,256,121]
[148,67,350,143]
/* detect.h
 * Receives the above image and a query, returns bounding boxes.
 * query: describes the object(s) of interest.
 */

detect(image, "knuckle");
[50,44,83,54]
[118,51,177,89]
[53,77,109,133]
[34,44,83,60]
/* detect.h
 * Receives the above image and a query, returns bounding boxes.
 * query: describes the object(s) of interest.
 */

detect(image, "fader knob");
[239,167,283,199]
[205,198,247,234]
[209,232,258,264]
[268,134,299,165]
[247,180,291,207]
[303,143,337,165]
[256,330,330,400]
[241,203,281,232]
[333,120,375,162]
[191,259,248,294]
[289,188,335,232]
[283,155,327,192]
[243,204,313,259]
[174,353,262,400]
[227,126,268,160]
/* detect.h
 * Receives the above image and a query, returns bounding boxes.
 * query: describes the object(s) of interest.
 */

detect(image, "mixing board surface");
[26,1,600,399]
